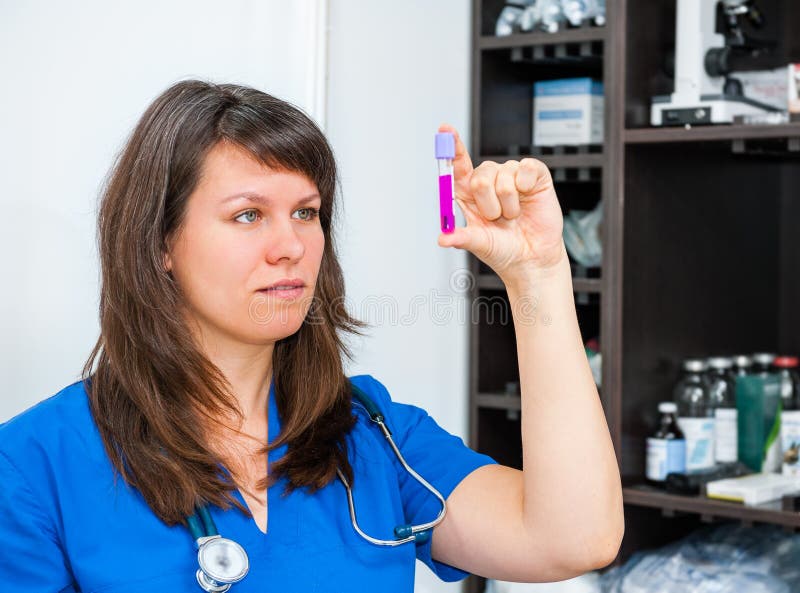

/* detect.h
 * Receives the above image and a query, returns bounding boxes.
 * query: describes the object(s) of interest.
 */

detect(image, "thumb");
[437,225,473,250]
[437,198,486,252]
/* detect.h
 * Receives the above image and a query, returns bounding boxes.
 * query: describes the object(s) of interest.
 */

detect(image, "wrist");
[500,243,571,293]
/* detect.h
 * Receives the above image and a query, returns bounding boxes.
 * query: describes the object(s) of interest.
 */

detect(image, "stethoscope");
[187,383,449,592]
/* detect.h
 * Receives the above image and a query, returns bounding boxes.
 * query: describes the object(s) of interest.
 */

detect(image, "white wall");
[0,0,326,420]
[327,2,473,592]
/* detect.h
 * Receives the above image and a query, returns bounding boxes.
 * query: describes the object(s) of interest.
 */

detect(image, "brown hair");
[82,79,368,525]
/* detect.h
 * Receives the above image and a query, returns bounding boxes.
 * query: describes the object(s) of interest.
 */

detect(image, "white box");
[533,78,604,147]
[706,472,800,506]
[789,63,800,113]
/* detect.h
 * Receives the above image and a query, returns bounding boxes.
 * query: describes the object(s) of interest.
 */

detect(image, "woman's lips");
[258,286,303,299]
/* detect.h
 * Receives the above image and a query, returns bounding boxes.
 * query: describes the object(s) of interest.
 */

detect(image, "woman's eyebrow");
[221,192,321,207]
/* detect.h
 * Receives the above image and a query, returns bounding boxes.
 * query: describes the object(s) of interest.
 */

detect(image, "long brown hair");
[82,79,369,525]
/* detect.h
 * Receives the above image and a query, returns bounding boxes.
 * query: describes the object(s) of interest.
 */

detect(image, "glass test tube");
[435,132,456,234]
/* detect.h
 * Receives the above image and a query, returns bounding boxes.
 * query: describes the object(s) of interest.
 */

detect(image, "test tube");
[435,132,456,234]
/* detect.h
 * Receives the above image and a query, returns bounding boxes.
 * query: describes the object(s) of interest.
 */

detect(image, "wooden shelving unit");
[467,1,800,591]
[624,122,800,144]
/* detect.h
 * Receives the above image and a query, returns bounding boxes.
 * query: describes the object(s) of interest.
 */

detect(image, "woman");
[0,80,623,591]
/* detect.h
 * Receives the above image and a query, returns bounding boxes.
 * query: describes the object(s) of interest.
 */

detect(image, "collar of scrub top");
[341,383,448,546]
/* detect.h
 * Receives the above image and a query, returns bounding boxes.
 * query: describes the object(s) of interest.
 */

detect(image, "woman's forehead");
[195,142,319,204]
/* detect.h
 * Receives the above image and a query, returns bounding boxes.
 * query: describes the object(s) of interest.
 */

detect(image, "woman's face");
[165,141,325,349]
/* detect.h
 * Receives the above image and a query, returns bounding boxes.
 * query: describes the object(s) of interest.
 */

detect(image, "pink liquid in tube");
[439,174,455,233]
[435,132,456,234]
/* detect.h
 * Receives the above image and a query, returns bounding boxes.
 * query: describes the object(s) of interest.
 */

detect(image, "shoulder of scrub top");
[0,379,96,465]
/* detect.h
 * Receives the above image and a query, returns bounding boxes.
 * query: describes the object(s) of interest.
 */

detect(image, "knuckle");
[470,174,492,193]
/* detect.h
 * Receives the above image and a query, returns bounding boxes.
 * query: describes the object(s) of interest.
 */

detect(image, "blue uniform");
[0,374,497,592]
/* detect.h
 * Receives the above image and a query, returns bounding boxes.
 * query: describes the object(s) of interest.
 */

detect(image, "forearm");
[503,244,623,571]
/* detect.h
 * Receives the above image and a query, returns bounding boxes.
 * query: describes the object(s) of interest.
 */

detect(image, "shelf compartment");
[623,485,800,529]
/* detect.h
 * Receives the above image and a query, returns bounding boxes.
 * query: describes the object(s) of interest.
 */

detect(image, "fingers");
[468,160,525,221]
[469,162,502,220]
[438,123,473,195]
[496,161,522,219]
[515,157,550,197]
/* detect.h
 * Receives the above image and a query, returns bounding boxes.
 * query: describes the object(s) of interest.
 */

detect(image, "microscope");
[651,0,783,126]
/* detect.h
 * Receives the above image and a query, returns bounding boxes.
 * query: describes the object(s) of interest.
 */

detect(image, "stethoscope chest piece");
[196,535,249,593]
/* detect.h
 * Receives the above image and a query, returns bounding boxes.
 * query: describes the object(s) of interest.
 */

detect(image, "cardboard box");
[533,78,604,147]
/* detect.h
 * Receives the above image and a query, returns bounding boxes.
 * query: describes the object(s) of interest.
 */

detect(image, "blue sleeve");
[0,450,75,592]
[353,375,498,582]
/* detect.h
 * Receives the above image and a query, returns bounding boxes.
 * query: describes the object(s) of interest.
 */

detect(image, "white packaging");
[678,417,715,471]
[533,78,604,147]
[782,409,800,476]
[736,67,789,111]
[707,472,800,506]
[789,64,800,113]
[714,407,738,463]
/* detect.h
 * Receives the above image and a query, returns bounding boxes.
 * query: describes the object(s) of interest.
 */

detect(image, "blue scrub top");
[0,374,497,592]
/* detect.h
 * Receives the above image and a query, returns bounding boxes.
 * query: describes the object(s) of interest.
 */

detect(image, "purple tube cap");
[435,132,456,159]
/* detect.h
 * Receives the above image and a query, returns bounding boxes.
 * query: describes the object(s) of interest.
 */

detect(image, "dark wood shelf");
[478,28,606,50]
[476,393,521,411]
[480,153,604,169]
[477,273,602,294]
[623,485,800,529]
[625,123,800,144]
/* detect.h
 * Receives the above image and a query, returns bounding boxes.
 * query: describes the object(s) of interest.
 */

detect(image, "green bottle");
[737,372,782,472]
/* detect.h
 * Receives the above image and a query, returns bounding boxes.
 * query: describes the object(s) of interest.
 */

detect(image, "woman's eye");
[234,209,260,224]
[294,207,320,221]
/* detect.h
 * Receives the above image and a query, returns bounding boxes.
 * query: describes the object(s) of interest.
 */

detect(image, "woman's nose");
[263,219,306,264]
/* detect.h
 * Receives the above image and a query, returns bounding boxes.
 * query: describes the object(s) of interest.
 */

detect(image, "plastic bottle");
[707,357,737,463]
[674,359,715,471]
[646,402,686,482]
[776,356,800,476]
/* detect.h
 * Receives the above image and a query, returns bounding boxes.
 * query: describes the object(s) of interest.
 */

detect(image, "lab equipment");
[562,199,602,268]
[737,372,781,472]
[495,5,524,37]
[646,402,686,482]
[674,359,715,471]
[562,0,606,27]
[536,0,567,33]
[651,0,783,126]
[533,78,604,147]
[752,352,777,375]
[776,357,800,476]
[707,357,737,463]
[665,462,751,495]
[734,354,753,377]
[602,523,800,592]
[706,472,800,505]
[436,133,456,235]
[186,382,448,591]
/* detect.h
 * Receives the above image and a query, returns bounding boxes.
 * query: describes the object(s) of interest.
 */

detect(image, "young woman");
[0,80,623,592]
